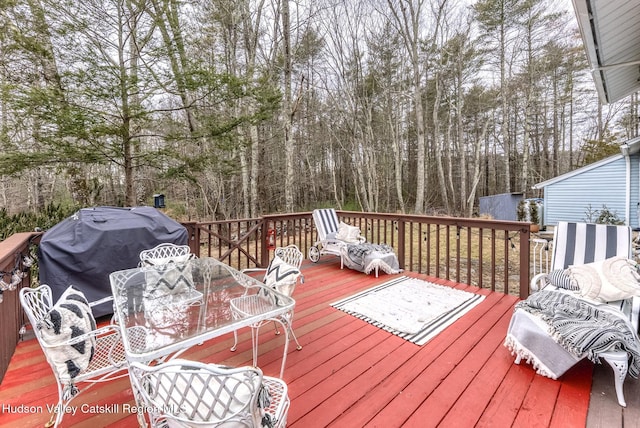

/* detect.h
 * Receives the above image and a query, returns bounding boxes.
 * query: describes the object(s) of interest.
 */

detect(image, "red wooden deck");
[0,257,632,427]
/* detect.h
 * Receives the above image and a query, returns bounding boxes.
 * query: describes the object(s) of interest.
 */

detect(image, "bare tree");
[385,0,429,213]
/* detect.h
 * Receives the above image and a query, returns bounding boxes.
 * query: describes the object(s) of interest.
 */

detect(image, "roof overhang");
[620,135,640,156]
[572,0,640,104]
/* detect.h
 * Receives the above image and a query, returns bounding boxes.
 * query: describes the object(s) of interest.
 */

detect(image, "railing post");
[519,226,531,299]
[397,219,405,269]
[260,218,269,267]
[182,222,200,257]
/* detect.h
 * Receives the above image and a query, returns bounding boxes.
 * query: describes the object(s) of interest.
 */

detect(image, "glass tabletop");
[109,257,295,361]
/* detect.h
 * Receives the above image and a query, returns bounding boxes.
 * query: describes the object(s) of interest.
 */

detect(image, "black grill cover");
[38,206,188,317]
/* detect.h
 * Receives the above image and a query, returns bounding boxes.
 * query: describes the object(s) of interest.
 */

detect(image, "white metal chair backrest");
[312,209,339,241]
[274,245,304,270]
[139,243,194,266]
[20,285,54,339]
[550,222,632,271]
[129,359,264,427]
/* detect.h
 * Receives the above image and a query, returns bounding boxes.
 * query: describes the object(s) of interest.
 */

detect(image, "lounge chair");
[309,209,400,277]
[504,221,640,407]
[308,208,365,263]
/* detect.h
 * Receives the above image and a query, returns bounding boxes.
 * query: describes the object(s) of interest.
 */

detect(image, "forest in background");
[1,0,638,222]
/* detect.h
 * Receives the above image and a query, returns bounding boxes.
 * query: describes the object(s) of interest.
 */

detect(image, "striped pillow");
[546,269,577,290]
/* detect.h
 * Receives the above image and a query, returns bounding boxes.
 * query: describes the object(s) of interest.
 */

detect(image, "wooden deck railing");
[0,211,531,384]
[0,232,40,382]
[184,211,531,298]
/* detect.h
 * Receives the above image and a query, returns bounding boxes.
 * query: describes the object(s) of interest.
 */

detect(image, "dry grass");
[199,221,535,297]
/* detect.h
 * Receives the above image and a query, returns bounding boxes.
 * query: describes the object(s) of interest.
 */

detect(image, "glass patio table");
[108,257,295,376]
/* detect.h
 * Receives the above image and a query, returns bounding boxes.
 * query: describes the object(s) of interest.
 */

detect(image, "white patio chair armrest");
[242,267,267,275]
[93,324,123,337]
[89,296,118,324]
[89,295,114,308]
[40,324,120,349]
[530,272,549,293]
[357,236,366,244]
[240,285,265,296]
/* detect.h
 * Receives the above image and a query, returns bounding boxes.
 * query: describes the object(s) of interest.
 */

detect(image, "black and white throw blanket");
[347,243,394,264]
[343,243,400,275]
[515,290,640,378]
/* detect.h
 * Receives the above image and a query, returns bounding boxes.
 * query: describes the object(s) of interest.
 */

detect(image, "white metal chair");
[86,243,197,323]
[505,221,640,407]
[308,208,365,263]
[128,359,290,428]
[230,245,304,378]
[20,284,134,427]
[139,242,194,267]
[137,242,202,307]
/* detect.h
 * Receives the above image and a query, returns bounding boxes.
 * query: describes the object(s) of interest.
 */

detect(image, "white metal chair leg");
[288,324,303,351]
[248,320,290,379]
[600,351,628,407]
[280,313,302,351]
[273,319,291,379]
[230,330,239,352]
[272,310,303,351]
[251,326,260,367]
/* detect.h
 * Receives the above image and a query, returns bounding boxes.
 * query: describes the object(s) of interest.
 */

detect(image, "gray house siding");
[539,153,640,228]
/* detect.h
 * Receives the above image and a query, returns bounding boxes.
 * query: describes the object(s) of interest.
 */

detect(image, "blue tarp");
[38,206,188,317]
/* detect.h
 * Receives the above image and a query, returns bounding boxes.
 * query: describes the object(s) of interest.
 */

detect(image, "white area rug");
[331,276,485,345]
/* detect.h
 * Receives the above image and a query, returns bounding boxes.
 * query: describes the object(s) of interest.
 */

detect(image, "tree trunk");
[433,73,450,214]
[282,0,295,213]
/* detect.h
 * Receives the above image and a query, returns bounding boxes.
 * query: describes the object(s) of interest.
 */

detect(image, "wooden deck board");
[549,361,593,428]
[0,257,631,427]
[440,338,520,426]
[404,309,517,427]
[360,293,516,427]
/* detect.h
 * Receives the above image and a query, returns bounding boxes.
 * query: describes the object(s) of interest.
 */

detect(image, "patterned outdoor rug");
[331,276,485,345]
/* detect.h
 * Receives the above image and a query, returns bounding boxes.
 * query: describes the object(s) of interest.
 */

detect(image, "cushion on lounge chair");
[342,243,401,275]
[336,222,363,243]
[38,285,97,382]
[567,256,640,303]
